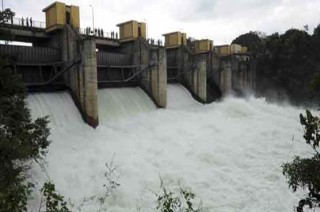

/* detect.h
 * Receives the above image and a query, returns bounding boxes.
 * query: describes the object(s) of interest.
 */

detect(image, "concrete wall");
[177,47,207,103]
[61,25,99,127]
[140,47,167,107]
[231,55,255,94]
[218,55,255,95]
[120,39,167,108]
[208,53,220,86]
[79,39,98,127]
[220,58,233,94]
[206,53,222,102]
[165,46,234,103]
[192,55,207,102]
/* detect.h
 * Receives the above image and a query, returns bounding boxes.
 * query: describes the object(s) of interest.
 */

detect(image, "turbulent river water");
[27,84,313,212]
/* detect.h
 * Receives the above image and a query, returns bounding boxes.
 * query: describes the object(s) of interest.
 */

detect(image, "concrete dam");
[0,1,256,128]
[2,2,311,212]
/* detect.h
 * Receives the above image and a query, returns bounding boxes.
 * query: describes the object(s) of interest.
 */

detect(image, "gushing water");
[27,84,312,212]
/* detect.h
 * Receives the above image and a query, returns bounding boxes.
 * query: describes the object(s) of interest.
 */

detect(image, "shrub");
[0,56,50,211]
[156,179,203,212]
[77,156,120,212]
[283,110,320,212]
[39,182,71,212]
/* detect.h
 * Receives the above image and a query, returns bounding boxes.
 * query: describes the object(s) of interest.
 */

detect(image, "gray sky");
[5,0,320,44]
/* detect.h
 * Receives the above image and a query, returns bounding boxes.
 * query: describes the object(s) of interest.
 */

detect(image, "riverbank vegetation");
[232,25,320,105]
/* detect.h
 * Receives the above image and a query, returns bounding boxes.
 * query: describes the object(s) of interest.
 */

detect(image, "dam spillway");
[98,87,157,123]
[26,85,311,212]
[1,8,255,128]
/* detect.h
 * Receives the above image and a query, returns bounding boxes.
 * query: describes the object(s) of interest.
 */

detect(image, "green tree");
[0,9,73,212]
[0,8,15,41]
[0,8,14,24]
[40,182,71,212]
[244,26,320,104]
[0,55,51,211]
[283,110,320,212]
[156,179,203,212]
[231,31,263,54]
[282,72,320,212]
[313,24,320,38]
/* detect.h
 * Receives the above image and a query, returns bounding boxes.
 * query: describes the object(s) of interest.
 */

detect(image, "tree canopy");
[0,8,14,24]
[231,31,262,53]
[0,55,51,212]
[232,26,320,104]
[0,9,51,211]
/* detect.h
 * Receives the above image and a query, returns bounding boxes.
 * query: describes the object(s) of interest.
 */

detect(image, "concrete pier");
[121,39,167,108]
[220,57,233,94]
[218,55,255,96]
[180,52,207,103]
[146,47,167,107]
[167,47,208,103]
[206,53,222,102]
[61,26,99,128]
[79,39,99,127]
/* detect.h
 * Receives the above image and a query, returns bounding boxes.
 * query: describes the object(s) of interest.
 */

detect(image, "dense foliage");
[231,31,264,54]
[280,50,320,211]
[0,8,15,41]
[232,26,320,104]
[0,8,14,24]
[0,55,51,211]
[40,182,71,212]
[283,110,320,212]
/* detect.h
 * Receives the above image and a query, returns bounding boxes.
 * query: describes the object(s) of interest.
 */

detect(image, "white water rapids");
[27,84,313,212]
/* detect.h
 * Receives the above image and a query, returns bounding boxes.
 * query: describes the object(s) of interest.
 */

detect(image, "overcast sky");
[5,0,320,45]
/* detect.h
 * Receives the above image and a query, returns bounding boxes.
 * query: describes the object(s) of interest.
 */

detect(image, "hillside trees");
[231,31,263,54]
[232,26,320,104]
[0,8,15,41]
[0,9,51,211]
[282,64,320,211]
[0,54,51,211]
[0,8,14,24]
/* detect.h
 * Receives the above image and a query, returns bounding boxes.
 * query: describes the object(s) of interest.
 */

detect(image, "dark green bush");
[283,110,320,212]
[0,56,50,211]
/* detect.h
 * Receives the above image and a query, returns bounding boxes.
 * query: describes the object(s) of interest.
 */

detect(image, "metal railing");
[78,27,119,40]
[1,17,164,47]
[1,17,46,29]
[78,27,164,46]
[146,38,164,47]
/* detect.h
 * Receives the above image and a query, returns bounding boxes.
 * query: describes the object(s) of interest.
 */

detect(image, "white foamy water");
[98,87,156,123]
[27,84,313,212]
